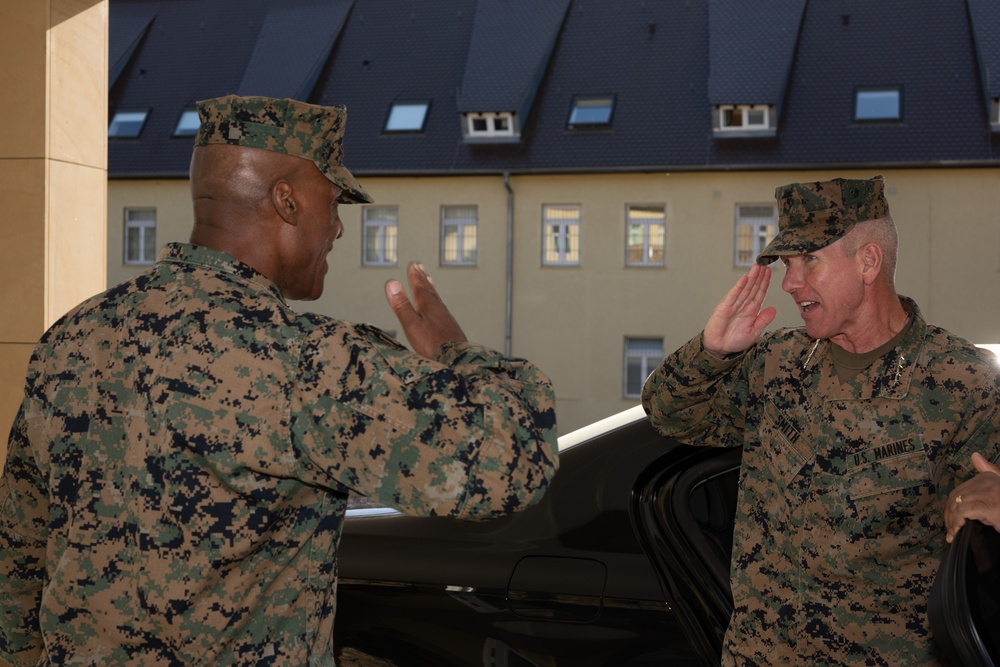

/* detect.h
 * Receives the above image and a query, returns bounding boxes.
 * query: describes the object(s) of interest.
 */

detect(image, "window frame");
[464,112,516,139]
[734,204,777,267]
[123,207,157,265]
[440,205,479,267]
[108,109,150,139]
[362,206,400,267]
[542,204,582,267]
[623,337,664,399]
[625,204,667,267]
[384,101,430,133]
[567,96,615,130]
[718,104,771,131]
[854,87,902,122]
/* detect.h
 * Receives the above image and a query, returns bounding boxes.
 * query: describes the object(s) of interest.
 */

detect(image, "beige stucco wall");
[108,166,1000,434]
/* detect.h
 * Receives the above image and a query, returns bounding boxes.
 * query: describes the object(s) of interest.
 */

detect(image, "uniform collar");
[156,242,288,305]
[803,296,924,400]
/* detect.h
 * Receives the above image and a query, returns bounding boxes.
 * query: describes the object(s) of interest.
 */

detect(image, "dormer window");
[384,102,429,133]
[854,87,901,121]
[463,112,517,141]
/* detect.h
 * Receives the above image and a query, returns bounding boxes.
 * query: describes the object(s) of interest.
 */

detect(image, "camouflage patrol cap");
[755,175,889,265]
[194,94,373,204]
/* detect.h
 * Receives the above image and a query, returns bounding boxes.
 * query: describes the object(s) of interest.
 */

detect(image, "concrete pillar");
[0,0,108,467]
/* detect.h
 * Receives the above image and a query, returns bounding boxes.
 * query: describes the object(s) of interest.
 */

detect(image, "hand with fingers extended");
[702,263,778,358]
[384,262,467,359]
[945,452,1000,543]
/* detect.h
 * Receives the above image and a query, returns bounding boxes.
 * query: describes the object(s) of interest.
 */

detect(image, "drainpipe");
[503,171,514,357]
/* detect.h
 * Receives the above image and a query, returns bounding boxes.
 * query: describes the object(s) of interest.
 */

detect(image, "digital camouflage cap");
[756,176,889,265]
[194,94,373,204]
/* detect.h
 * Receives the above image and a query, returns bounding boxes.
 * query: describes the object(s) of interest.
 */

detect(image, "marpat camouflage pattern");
[642,297,1000,665]
[757,176,890,266]
[0,243,559,665]
[195,95,373,205]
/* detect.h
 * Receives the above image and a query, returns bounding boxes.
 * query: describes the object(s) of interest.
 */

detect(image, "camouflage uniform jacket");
[641,297,1000,666]
[0,243,559,666]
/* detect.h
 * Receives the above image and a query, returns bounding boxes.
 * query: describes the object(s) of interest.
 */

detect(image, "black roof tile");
[967,0,1000,99]
[708,0,806,107]
[108,0,999,180]
[237,0,354,100]
[458,0,571,120]
[109,3,156,89]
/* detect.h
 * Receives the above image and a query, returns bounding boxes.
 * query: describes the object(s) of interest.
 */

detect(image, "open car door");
[928,516,1000,666]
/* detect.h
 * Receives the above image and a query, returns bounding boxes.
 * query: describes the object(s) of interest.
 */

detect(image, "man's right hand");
[703,263,777,358]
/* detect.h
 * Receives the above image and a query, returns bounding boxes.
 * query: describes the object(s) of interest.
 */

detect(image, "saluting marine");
[643,176,1000,665]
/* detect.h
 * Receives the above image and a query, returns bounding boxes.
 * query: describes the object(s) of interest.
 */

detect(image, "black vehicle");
[333,407,999,666]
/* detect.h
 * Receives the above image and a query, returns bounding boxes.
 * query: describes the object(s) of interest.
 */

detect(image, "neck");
[830,293,907,354]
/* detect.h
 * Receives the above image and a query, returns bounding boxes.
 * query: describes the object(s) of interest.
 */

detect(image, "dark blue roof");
[108,2,155,89]
[237,1,354,100]
[708,0,806,107]
[108,0,1000,180]
[458,0,570,119]
[968,0,1000,99]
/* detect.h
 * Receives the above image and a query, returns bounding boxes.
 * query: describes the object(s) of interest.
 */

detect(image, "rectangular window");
[991,98,1000,128]
[385,102,429,133]
[855,87,901,121]
[542,205,581,266]
[124,208,157,265]
[109,110,149,138]
[363,206,399,266]
[568,96,615,129]
[734,204,777,267]
[441,205,478,266]
[626,205,666,267]
[624,338,663,399]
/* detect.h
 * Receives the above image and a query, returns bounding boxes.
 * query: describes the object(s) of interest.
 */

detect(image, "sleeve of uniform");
[293,324,559,521]
[931,367,1000,501]
[0,404,48,666]
[640,331,749,449]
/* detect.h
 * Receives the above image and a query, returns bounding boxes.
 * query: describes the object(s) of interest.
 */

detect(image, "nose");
[780,262,800,294]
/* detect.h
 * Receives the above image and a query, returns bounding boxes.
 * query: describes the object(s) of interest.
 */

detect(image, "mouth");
[798,300,818,315]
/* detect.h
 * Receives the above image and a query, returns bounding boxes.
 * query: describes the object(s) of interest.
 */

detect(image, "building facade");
[108,0,1000,433]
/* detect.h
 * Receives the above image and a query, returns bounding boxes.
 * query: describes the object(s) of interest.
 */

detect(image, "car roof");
[557,404,648,452]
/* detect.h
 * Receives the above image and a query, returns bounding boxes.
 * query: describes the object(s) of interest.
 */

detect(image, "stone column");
[0,0,108,468]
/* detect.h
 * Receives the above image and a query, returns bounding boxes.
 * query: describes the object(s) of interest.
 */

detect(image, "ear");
[859,242,883,286]
[271,180,298,225]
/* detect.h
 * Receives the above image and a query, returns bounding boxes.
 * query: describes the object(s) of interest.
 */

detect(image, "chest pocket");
[846,446,935,563]
[758,400,812,486]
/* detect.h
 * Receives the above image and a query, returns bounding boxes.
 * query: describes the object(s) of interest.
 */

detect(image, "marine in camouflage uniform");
[642,176,1000,665]
[0,96,559,666]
